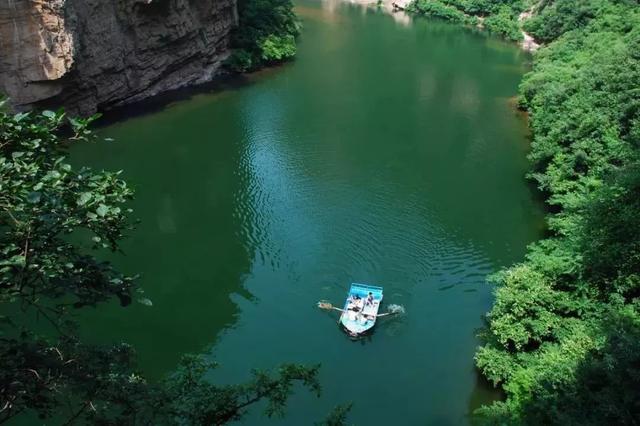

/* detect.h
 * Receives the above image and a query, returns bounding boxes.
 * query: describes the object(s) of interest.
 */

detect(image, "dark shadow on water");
[95,62,295,128]
[70,85,275,379]
[466,368,505,424]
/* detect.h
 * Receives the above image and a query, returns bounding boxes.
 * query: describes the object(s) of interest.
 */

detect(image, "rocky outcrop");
[0,0,237,116]
[519,8,541,52]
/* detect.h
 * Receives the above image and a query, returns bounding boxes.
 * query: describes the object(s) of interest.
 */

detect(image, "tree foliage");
[522,0,601,43]
[407,0,528,41]
[227,0,301,72]
[0,100,325,424]
[470,1,640,424]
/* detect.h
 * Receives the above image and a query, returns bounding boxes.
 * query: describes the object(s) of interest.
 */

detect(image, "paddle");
[317,301,345,312]
[317,301,403,318]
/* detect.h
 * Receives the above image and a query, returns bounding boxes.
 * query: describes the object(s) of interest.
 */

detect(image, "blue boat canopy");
[348,283,383,299]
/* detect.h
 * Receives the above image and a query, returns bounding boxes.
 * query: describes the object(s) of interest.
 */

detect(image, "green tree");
[472,1,640,424]
[407,0,527,40]
[227,0,301,72]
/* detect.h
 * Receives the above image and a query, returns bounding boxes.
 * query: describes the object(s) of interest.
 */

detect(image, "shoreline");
[518,8,541,52]
[344,0,541,52]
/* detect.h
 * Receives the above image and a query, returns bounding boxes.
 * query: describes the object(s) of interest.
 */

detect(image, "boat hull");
[339,283,383,336]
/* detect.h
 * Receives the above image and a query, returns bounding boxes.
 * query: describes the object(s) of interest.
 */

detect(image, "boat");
[339,283,383,336]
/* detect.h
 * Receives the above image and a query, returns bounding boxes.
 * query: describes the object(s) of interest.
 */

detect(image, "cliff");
[0,0,237,116]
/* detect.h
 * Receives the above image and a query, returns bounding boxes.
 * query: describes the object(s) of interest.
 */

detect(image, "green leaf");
[44,170,61,180]
[78,192,93,206]
[7,255,25,267]
[96,204,109,217]
[13,112,29,122]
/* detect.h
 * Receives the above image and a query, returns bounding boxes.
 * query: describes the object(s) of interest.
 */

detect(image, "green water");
[73,1,543,424]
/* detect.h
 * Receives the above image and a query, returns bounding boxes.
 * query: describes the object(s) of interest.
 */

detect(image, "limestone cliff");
[0,0,237,116]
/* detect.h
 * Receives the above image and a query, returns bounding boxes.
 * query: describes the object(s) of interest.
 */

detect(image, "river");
[72,1,543,424]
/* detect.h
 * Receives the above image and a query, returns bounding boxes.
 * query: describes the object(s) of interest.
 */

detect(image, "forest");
[465,0,639,423]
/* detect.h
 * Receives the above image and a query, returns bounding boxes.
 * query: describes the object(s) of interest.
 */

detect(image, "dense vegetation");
[406,0,640,422]
[0,103,334,424]
[440,0,640,423]
[407,0,531,41]
[226,0,301,72]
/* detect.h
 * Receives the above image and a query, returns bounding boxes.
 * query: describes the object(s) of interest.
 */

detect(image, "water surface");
[74,1,542,424]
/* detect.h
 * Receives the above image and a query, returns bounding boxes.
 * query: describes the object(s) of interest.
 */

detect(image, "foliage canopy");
[461,0,640,423]
[227,0,301,72]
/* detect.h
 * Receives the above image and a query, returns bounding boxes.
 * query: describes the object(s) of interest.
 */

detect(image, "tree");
[226,0,301,72]
[471,1,640,424]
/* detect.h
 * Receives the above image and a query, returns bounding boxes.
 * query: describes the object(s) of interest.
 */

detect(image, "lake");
[73,1,543,424]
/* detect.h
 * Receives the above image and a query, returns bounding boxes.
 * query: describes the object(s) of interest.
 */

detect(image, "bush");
[522,0,603,43]
[475,2,640,423]
[484,5,523,41]
[259,34,297,62]
[226,48,254,73]
[229,0,301,72]
[408,0,477,24]
[408,0,526,40]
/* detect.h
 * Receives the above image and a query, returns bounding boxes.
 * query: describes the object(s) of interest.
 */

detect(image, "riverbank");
[518,7,540,51]
[474,1,640,422]
[382,0,541,52]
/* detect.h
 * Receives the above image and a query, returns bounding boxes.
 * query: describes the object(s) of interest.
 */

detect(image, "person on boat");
[366,292,374,306]
[347,295,360,311]
[352,294,363,309]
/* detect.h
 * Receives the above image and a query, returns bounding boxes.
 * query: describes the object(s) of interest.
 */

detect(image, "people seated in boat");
[348,294,363,311]
[366,292,375,306]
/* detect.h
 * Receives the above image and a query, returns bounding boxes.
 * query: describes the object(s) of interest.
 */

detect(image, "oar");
[317,301,398,317]
[317,301,345,312]
[317,301,347,324]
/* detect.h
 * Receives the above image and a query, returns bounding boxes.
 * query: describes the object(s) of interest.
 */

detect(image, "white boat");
[339,283,383,336]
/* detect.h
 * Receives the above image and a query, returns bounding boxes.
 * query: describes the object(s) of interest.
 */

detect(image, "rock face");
[0,0,237,116]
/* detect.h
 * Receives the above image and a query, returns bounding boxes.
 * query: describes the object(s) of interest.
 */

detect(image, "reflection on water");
[73,99,256,379]
[72,0,542,424]
[298,0,412,26]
